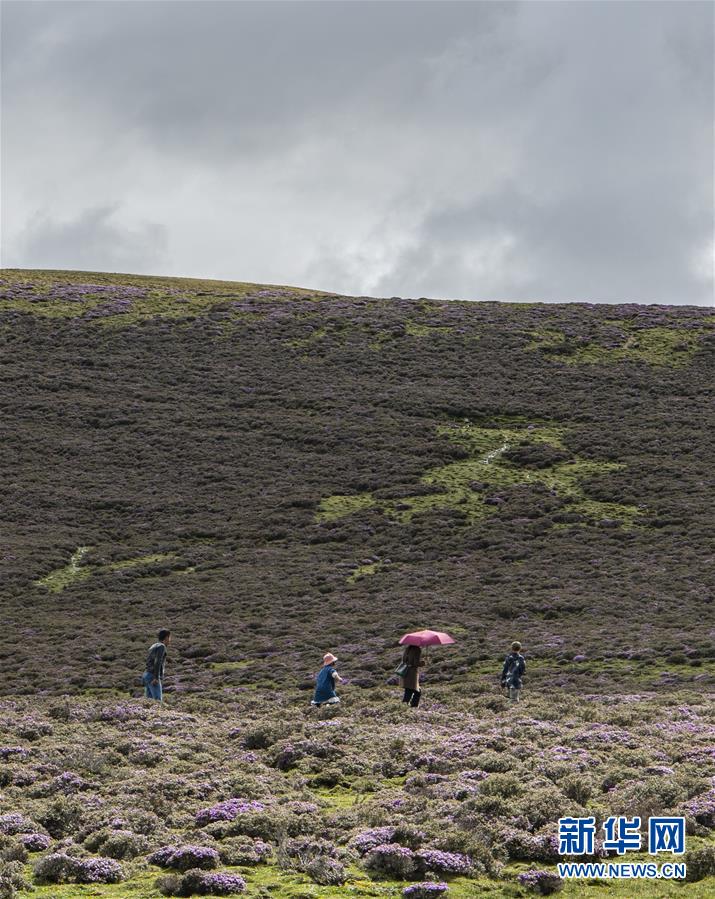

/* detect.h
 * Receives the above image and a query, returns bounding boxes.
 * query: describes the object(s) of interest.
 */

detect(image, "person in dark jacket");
[311,653,343,706]
[501,641,526,702]
[142,629,171,701]
[400,644,425,707]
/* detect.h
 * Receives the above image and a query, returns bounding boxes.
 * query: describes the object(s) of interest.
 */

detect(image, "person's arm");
[332,670,344,684]
[501,656,510,683]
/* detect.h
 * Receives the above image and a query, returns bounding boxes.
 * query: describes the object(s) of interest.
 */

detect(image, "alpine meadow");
[0,268,713,899]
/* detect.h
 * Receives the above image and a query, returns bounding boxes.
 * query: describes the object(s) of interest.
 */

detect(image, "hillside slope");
[0,269,713,898]
[1,269,712,695]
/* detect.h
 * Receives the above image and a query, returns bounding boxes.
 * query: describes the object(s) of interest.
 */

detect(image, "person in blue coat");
[311,653,343,706]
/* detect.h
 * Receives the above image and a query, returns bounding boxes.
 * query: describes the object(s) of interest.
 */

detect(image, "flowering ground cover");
[0,269,713,896]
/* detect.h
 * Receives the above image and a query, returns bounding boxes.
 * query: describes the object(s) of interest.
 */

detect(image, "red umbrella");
[399,629,455,647]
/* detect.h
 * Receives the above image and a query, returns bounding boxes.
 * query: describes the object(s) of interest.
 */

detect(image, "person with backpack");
[501,641,526,702]
[311,652,343,707]
[142,629,171,701]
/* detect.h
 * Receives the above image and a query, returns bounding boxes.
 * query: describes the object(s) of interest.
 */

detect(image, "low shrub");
[156,868,247,896]
[0,816,31,837]
[217,836,272,866]
[34,852,123,884]
[149,845,220,872]
[0,860,33,898]
[684,845,715,882]
[304,856,346,885]
[403,884,449,898]
[196,799,265,827]
[20,833,50,853]
[0,837,27,865]
[76,857,124,884]
[37,797,85,838]
[349,827,396,855]
[364,844,417,879]
[518,868,564,894]
[416,849,473,876]
[84,827,149,860]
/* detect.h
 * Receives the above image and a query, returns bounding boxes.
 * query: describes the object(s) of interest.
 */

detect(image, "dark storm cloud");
[2,1,712,304]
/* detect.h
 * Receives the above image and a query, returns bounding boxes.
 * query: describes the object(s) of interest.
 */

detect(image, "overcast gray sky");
[2,0,713,304]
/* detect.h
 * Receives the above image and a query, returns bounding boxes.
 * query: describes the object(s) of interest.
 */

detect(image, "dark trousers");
[402,688,421,707]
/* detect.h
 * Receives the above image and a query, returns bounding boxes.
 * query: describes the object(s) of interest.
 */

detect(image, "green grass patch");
[285,326,329,349]
[317,422,642,527]
[347,562,383,582]
[528,324,710,367]
[36,549,181,592]
[210,660,252,672]
[106,552,176,571]
[405,321,453,337]
[36,546,92,593]
[317,493,377,522]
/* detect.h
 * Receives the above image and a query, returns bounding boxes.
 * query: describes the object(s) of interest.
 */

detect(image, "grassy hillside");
[0,269,713,898]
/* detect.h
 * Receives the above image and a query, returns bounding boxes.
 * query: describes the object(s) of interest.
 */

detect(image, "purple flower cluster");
[0,746,28,760]
[417,849,473,875]
[681,790,715,828]
[350,826,396,855]
[196,798,266,826]
[195,871,247,895]
[52,771,90,793]
[21,832,51,851]
[403,884,449,898]
[149,845,220,871]
[180,869,247,894]
[0,812,32,834]
[34,852,124,884]
[76,857,124,884]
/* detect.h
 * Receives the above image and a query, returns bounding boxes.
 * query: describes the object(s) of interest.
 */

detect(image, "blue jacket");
[313,665,338,704]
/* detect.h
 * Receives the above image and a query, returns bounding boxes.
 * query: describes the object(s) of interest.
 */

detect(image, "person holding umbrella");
[397,630,455,708]
[400,644,424,707]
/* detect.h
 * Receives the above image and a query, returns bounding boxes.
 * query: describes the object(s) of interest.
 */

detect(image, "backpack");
[504,654,524,688]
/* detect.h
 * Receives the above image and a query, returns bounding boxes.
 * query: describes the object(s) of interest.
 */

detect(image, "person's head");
[323,652,338,667]
[511,641,522,653]
[158,629,171,645]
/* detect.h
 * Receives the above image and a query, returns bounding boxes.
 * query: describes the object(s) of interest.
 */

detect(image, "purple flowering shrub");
[157,868,247,896]
[217,836,272,867]
[196,798,265,826]
[364,844,418,879]
[0,860,33,896]
[349,827,397,855]
[0,815,33,836]
[20,832,51,852]
[84,827,150,859]
[34,852,124,884]
[518,868,564,894]
[149,845,220,872]
[403,884,449,898]
[416,849,473,876]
